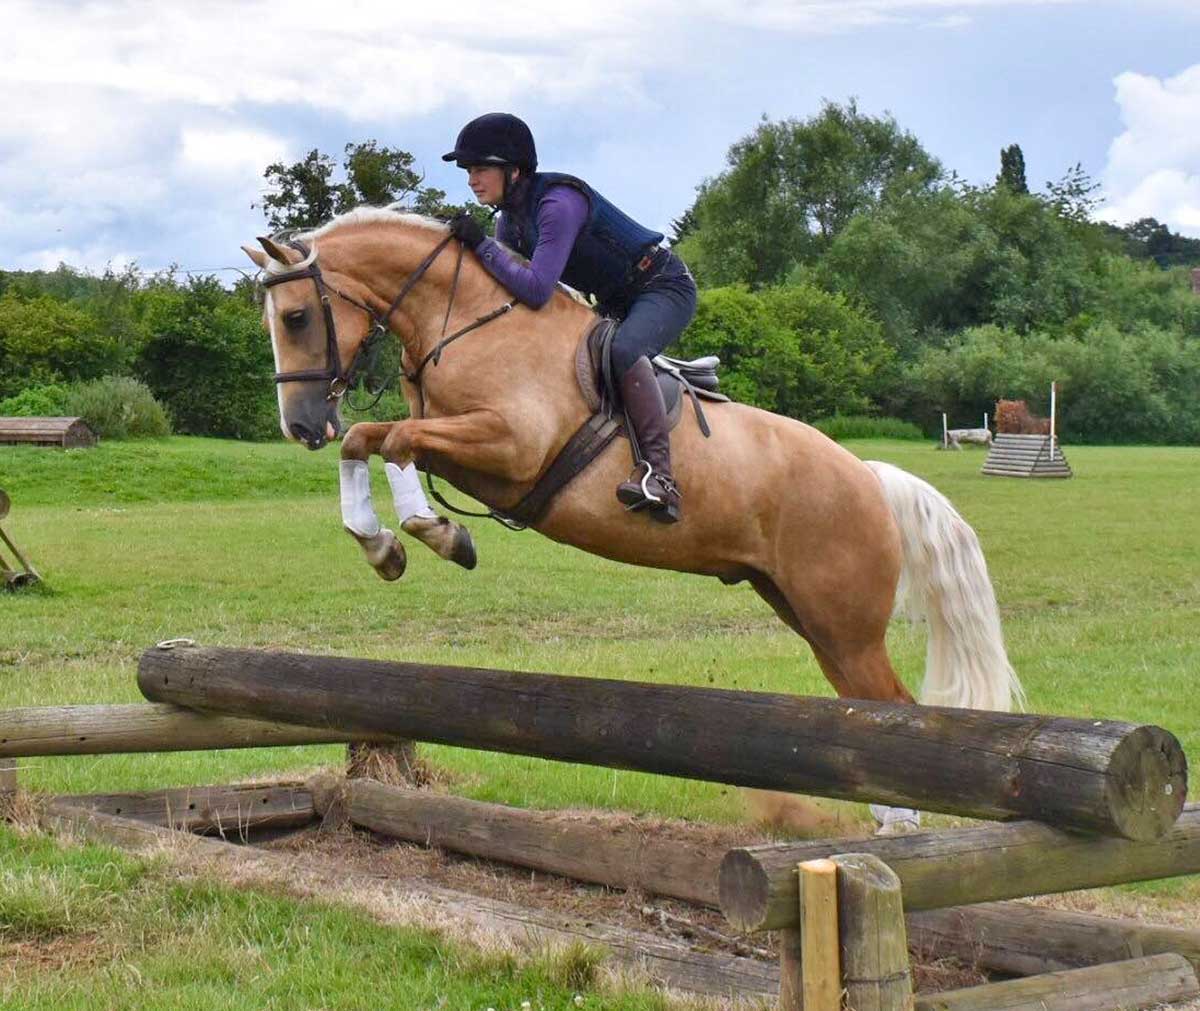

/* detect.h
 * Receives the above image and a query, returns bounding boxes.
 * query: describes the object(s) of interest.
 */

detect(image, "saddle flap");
[576,318,727,408]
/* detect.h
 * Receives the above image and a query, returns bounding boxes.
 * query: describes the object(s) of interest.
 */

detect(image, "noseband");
[262,232,514,404]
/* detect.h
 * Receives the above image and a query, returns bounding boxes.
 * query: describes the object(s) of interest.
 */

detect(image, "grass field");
[1,435,1198,1008]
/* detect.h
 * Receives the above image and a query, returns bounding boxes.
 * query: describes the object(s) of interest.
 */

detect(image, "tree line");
[2,110,1198,443]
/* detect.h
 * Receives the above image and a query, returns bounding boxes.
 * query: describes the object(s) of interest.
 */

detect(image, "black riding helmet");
[442,113,537,171]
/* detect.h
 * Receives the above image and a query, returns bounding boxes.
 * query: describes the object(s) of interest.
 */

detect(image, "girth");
[495,318,727,528]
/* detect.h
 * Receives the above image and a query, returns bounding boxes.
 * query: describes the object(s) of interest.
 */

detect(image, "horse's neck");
[328,222,589,365]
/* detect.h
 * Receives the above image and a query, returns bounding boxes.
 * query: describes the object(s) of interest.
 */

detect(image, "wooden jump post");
[137,644,1186,841]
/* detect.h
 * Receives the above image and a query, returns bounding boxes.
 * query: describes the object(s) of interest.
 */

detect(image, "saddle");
[498,318,728,528]
[576,319,727,433]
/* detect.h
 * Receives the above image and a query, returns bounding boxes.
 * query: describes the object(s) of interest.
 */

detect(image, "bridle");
[261,231,515,405]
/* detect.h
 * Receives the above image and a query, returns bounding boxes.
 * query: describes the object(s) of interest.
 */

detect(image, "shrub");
[0,292,126,399]
[133,276,277,439]
[0,383,72,417]
[674,282,891,419]
[811,415,925,441]
[902,322,1200,444]
[65,376,172,440]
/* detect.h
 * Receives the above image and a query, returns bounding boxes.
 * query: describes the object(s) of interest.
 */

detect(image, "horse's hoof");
[349,527,407,581]
[374,543,407,581]
[450,526,477,570]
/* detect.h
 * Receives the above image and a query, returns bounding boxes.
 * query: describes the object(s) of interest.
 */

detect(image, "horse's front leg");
[338,422,409,580]
[377,410,526,569]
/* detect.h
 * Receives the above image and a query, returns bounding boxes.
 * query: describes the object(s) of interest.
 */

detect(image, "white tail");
[866,460,1025,712]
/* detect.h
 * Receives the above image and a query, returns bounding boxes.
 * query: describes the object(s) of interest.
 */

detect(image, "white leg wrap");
[339,459,381,537]
[386,462,437,523]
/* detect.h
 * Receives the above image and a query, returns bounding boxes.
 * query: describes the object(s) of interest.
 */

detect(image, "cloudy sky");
[3,0,1199,275]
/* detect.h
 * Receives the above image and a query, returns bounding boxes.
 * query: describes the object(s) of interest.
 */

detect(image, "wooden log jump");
[0,702,401,757]
[720,805,1200,932]
[0,416,96,448]
[138,644,1186,842]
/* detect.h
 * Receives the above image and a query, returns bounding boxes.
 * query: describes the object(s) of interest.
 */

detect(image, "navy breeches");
[607,251,698,377]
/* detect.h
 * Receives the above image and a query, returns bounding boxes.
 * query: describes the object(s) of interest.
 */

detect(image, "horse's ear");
[256,235,293,264]
[241,244,268,269]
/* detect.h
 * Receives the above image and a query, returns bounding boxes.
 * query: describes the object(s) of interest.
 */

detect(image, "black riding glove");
[449,213,486,250]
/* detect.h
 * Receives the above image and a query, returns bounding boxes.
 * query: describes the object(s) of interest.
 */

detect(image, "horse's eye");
[282,308,308,330]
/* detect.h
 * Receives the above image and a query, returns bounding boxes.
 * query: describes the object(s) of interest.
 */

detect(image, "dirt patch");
[262,813,764,957]
[0,933,114,983]
[256,804,990,994]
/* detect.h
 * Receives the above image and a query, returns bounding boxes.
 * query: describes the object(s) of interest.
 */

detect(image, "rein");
[262,230,512,407]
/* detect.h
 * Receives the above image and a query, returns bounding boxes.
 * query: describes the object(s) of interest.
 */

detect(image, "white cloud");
[177,127,289,180]
[695,0,1075,32]
[924,14,974,27]
[0,0,1149,271]
[1099,65,1200,235]
[0,0,672,271]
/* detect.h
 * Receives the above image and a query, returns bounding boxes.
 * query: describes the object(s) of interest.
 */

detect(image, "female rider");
[443,113,697,524]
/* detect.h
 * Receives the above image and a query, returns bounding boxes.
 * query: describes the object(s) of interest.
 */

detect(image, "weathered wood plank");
[308,774,722,906]
[0,702,401,757]
[835,854,912,1011]
[778,926,804,1011]
[38,802,780,1000]
[913,953,1198,1011]
[720,805,1200,932]
[908,901,1200,977]
[139,644,1186,841]
[52,783,314,835]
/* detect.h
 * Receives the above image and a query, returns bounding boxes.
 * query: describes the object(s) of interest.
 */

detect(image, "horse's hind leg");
[749,574,912,703]
[750,572,920,833]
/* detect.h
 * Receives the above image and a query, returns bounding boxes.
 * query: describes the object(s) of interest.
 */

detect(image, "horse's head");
[241,235,378,450]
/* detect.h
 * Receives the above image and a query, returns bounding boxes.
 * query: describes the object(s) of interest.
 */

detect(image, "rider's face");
[467,165,513,206]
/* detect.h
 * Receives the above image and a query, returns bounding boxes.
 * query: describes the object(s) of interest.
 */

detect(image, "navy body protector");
[501,172,665,306]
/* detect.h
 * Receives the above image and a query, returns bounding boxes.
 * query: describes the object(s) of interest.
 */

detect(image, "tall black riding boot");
[616,357,681,523]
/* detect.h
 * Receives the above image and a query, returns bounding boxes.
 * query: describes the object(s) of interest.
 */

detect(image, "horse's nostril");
[289,422,325,448]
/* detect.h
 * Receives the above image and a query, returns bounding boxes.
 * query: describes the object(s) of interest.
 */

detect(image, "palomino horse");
[243,210,1022,824]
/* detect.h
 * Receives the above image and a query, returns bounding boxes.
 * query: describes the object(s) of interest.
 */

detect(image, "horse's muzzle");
[289,421,328,451]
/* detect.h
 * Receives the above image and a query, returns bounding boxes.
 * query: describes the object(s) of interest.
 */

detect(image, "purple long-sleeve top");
[474,185,589,308]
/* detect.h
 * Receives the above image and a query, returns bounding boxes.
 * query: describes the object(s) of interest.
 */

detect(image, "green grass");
[1,435,1198,1005]
[0,831,660,1011]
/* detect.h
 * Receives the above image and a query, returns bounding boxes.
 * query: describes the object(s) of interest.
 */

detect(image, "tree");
[260,149,339,231]
[997,144,1029,194]
[1043,162,1101,225]
[668,205,698,247]
[1117,217,1200,268]
[676,102,942,287]
[260,141,478,232]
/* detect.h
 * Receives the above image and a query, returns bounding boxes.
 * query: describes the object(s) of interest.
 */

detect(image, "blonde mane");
[261,207,450,276]
[307,206,449,241]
